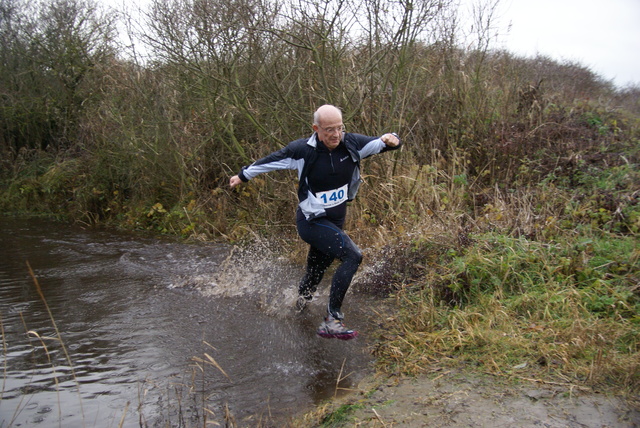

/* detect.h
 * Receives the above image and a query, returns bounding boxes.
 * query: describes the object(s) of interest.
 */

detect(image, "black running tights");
[296,216,363,320]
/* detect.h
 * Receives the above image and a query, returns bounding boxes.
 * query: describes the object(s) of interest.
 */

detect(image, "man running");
[229,104,401,340]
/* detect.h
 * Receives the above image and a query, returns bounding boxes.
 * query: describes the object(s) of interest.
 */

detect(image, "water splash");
[168,241,309,315]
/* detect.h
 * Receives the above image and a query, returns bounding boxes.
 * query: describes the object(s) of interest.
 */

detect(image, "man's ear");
[312,124,319,133]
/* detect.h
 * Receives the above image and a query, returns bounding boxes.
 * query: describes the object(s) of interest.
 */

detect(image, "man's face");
[313,112,344,150]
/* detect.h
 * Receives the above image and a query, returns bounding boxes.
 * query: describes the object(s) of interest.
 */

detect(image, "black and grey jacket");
[237,132,401,220]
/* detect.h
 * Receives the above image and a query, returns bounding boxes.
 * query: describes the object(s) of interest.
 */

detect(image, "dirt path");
[320,370,640,427]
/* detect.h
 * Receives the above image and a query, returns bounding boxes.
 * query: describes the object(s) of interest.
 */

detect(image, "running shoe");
[316,315,358,340]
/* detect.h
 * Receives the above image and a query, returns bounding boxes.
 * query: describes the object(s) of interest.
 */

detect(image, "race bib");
[315,184,348,208]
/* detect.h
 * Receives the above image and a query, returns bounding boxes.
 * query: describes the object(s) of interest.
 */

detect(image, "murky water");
[0,216,377,427]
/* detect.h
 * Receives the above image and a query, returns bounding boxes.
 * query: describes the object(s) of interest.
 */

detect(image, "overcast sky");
[485,0,640,87]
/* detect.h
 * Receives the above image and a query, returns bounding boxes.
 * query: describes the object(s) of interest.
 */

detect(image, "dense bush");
[1,0,639,395]
[2,0,635,233]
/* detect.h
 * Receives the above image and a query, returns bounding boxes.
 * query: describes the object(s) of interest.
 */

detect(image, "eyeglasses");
[319,125,344,134]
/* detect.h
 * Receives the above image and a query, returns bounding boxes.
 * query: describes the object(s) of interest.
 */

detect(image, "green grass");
[319,402,366,427]
[1,0,639,413]
[371,226,639,392]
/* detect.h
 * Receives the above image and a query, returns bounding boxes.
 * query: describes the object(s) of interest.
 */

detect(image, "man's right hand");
[229,175,242,188]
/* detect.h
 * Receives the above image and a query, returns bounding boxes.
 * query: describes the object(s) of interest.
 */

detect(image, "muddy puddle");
[0,216,378,426]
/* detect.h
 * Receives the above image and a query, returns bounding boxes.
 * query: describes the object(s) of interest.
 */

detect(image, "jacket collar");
[306,133,318,148]
[307,132,348,152]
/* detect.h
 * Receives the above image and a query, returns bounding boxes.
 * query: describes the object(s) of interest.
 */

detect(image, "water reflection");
[0,216,375,426]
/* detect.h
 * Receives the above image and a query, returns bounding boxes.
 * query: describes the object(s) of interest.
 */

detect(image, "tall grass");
[1,0,629,232]
[2,264,86,427]
[362,160,640,393]
[370,231,639,387]
[1,0,639,399]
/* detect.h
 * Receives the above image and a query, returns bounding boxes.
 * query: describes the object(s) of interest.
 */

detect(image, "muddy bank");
[307,370,640,427]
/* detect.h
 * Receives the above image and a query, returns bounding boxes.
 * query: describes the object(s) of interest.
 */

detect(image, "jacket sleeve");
[351,133,402,160]
[238,143,305,182]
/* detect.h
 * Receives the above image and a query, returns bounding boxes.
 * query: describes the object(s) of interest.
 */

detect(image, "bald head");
[312,105,344,150]
[313,105,342,126]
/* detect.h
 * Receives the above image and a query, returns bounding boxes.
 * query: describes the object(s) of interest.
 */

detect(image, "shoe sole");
[317,331,358,340]
[296,297,310,312]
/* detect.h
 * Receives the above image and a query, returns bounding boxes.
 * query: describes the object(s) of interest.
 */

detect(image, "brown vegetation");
[1,0,639,416]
